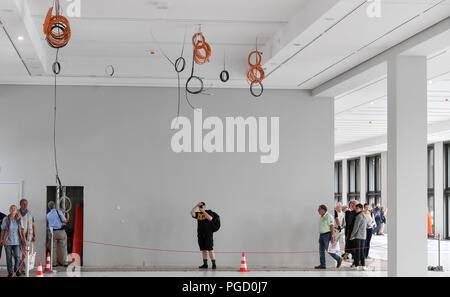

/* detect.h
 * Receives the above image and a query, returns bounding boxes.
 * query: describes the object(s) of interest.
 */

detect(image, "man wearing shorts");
[190,202,216,269]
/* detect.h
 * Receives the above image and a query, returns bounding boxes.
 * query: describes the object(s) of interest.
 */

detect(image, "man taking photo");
[190,202,217,270]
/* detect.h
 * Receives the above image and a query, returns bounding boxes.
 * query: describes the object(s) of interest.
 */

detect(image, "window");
[347,158,360,201]
[427,145,435,236]
[366,155,381,206]
[334,161,343,204]
[444,143,450,239]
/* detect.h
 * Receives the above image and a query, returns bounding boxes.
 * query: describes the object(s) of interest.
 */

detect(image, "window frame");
[334,161,343,204]
[366,154,382,206]
[347,158,360,201]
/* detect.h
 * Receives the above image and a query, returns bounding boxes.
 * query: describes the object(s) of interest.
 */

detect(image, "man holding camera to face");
[190,202,217,269]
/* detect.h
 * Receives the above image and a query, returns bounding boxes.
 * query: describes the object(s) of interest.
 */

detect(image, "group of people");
[316,201,387,270]
[0,200,70,277]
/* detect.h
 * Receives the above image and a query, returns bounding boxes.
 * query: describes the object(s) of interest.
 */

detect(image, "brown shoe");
[337,259,342,268]
[314,265,326,269]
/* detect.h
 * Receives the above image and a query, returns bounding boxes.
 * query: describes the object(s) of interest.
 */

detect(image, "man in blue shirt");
[47,201,69,267]
[0,205,26,277]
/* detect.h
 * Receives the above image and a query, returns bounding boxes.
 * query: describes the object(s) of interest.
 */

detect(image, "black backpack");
[207,210,221,232]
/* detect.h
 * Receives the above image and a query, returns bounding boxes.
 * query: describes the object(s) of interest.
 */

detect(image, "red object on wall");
[72,205,83,264]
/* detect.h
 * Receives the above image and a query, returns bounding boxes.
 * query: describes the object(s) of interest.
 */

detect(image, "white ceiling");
[0,0,448,88]
[1,0,450,160]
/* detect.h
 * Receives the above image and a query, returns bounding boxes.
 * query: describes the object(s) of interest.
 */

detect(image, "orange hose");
[192,32,211,65]
[43,7,71,48]
[246,50,264,84]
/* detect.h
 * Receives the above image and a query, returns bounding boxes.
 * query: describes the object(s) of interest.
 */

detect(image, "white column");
[360,156,366,204]
[381,151,388,233]
[342,159,348,206]
[387,55,428,277]
[434,142,444,237]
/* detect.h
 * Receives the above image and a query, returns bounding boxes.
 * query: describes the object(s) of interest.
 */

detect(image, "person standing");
[0,211,5,261]
[343,200,358,260]
[0,205,26,277]
[18,199,36,274]
[373,205,381,235]
[47,201,69,267]
[334,203,346,255]
[363,203,375,259]
[190,202,217,269]
[350,204,367,268]
[315,205,342,269]
[379,206,386,235]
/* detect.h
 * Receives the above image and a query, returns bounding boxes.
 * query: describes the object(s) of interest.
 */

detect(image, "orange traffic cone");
[237,252,250,272]
[44,252,54,272]
[36,261,43,277]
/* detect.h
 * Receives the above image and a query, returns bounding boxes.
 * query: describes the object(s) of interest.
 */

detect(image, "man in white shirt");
[334,202,346,256]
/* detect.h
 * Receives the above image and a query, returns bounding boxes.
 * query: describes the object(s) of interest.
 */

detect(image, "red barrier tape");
[54,236,388,255]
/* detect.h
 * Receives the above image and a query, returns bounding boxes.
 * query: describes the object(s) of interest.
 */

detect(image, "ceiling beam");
[336,117,450,156]
[313,16,450,98]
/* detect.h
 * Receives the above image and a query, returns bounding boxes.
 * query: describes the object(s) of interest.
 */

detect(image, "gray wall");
[0,85,334,268]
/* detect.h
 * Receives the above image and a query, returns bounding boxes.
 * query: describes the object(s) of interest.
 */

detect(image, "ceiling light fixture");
[18,36,24,41]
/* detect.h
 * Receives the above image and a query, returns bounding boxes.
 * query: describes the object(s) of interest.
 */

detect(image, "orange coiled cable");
[192,32,211,65]
[246,50,265,84]
[43,6,71,49]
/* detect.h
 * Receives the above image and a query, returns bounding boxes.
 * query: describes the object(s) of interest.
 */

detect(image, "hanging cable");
[220,49,229,83]
[151,28,196,117]
[247,39,265,97]
[44,1,70,190]
[53,49,62,189]
[186,27,211,96]
[43,0,71,49]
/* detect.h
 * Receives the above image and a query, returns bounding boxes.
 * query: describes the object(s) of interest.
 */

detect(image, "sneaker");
[314,265,326,269]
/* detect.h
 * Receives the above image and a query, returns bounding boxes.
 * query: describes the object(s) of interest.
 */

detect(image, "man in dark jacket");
[190,202,216,269]
[343,200,358,260]
[350,204,367,268]
[0,211,5,259]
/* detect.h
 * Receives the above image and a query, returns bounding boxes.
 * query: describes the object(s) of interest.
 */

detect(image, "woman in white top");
[363,203,375,259]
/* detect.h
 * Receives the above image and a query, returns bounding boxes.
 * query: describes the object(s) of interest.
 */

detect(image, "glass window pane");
[368,157,375,192]
[428,148,434,189]
[335,163,338,193]
[447,146,450,188]
[355,159,360,192]
[376,156,381,192]
[349,160,355,193]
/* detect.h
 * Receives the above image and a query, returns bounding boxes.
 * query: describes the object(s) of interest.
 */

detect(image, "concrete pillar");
[342,159,348,206]
[434,142,444,237]
[360,156,366,204]
[387,55,428,277]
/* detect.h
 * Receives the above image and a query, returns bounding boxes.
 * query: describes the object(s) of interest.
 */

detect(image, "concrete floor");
[1,234,449,277]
